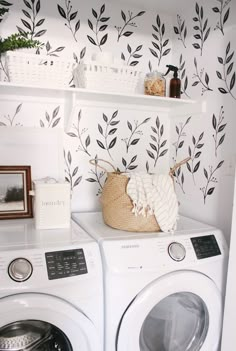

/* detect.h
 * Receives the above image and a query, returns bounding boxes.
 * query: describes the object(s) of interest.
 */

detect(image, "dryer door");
[117,271,222,351]
[0,293,101,351]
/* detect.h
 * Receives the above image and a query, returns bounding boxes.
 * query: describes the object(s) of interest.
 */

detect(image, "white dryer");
[0,218,103,351]
[72,212,228,351]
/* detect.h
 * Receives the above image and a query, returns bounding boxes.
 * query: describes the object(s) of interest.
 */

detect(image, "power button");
[8,258,33,282]
[168,242,186,261]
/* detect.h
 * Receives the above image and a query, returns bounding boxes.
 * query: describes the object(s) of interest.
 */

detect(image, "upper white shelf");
[0,82,204,130]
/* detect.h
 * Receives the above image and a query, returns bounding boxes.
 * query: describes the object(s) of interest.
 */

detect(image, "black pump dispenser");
[164,65,181,98]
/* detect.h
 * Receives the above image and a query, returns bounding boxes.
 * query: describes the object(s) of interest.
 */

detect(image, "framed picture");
[0,166,33,219]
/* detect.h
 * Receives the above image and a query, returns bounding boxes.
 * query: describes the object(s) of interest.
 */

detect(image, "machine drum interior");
[0,320,72,351]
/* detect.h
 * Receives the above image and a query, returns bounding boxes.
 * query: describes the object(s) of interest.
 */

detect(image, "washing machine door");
[0,293,100,351]
[117,271,222,351]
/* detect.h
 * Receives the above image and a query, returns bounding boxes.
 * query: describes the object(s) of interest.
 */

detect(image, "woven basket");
[90,158,190,232]
[4,51,74,87]
[73,61,142,94]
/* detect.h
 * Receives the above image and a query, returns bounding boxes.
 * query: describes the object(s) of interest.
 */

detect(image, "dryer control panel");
[45,248,88,280]
[191,235,221,259]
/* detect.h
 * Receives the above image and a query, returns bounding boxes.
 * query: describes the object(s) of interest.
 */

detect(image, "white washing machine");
[0,218,103,351]
[72,212,228,351]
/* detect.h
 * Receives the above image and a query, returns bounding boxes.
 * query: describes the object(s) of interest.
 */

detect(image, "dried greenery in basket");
[0,33,42,54]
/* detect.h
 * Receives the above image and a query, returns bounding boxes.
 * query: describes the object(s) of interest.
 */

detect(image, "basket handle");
[90,157,190,175]
[89,159,117,173]
[169,157,191,177]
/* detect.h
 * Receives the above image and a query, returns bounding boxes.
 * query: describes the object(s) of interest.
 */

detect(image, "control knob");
[8,258,33,282]
[168,242,186,261]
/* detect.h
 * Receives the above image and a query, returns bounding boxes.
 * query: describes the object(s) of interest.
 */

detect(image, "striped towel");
[126,173,178,233]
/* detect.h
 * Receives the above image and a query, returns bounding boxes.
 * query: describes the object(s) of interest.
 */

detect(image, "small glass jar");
[144,71,166,97]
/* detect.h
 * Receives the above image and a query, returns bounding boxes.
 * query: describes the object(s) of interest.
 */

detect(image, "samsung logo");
[121,244,140,249]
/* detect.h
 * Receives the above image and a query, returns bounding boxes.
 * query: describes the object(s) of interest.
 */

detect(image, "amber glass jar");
[144,71,166,96]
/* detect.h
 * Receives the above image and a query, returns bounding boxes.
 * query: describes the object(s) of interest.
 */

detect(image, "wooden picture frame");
[0,166,33,219]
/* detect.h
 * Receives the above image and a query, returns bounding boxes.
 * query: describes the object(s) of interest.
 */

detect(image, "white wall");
[0,0,173,210]
[171,1,236,243]
[221,169,236,350]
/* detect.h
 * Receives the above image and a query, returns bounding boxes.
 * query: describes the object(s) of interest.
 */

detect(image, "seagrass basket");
[90,158,190,232]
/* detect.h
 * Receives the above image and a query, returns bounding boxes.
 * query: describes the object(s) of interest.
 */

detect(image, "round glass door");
[0,293,101,351]
[139,292,209,351]
[0,320,72,350]
[117,271,222,351]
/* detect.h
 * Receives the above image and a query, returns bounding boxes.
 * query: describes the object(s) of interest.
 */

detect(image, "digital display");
[191,235,221,259]
[62,250,75,257]
[45,248,88,280]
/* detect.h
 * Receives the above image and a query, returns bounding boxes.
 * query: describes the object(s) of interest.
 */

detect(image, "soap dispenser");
[164,65,181,98]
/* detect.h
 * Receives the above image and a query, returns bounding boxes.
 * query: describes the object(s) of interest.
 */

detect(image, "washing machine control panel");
[191,235,221,259]
[45,249,88,280]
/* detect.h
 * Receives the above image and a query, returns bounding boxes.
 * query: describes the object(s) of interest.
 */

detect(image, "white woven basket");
[73,61,142,94]
[4,51,74,87]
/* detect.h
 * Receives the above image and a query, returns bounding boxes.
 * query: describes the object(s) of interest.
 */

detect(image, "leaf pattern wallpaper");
[192,57,213,95]
[67,110,91,156]
[174,15,187,48]
[57,0,80,42]
[146,116,168,168]
[0,103,22,126]
[96,110,119,160]
[149,14,171,66]
[17,0,47,38]
[0,0,236,237]
[172,116,192,194]
[87,4,110,51]
[171,0,236,234]
[179,54,190,98]
[121,44,143,66]
[217,42,236,99]
[122,117,150,153]
[192,3,211,56]
[212,0,231,35]
[115,9,145,42]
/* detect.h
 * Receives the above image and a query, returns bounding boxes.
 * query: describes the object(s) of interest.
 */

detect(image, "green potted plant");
[0,33,41,55]
[0,33,42,81]
[0,32,72,87]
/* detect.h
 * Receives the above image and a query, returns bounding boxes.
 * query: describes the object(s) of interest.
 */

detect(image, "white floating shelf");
[0,82,205,131]
[0,82,72,99]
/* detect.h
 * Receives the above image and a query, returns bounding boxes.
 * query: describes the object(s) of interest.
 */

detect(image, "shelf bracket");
[64,91,77,133]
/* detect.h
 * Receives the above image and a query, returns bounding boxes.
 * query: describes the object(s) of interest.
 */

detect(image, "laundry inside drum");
[0,320,72,351]
[139,292,209,351]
